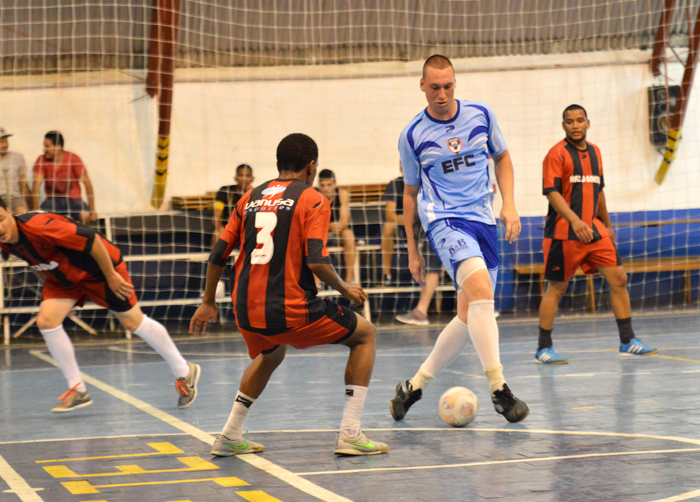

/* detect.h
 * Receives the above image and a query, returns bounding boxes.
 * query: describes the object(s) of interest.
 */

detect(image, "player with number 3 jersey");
[190,133,388,457]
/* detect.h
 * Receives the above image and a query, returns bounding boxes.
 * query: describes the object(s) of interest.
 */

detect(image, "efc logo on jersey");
[447,137,462,154]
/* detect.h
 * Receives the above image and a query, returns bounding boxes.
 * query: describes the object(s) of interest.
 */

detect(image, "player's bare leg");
[599,266,657,355]
[535,280,570,364]
[36,298,92,412]
[335,314,388,455]
[340,227,356,283]
[381,221,397,284]
[213,345,287,456]
[114,305,198,407]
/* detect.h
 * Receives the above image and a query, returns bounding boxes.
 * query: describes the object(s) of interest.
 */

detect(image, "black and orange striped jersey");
[543,139,607,241]
[0,212,124,286]
[214,178,332,335]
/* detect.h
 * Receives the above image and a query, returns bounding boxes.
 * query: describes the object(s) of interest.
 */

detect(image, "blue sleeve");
[399,127,421,186]
[485,104,508,156]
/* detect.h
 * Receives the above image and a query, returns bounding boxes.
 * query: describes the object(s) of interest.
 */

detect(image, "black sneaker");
[491,383,529,423]
[389,380,422,421]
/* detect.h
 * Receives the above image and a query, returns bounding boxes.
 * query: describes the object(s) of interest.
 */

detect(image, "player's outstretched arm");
[493,150,521,244]
[308,262,366,306]
[90,237,134,300]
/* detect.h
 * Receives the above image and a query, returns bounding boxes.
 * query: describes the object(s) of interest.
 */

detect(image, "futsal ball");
[438,387,479,427]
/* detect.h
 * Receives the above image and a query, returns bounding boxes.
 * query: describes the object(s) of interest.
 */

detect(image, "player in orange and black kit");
[0,200,200,412]
[535,105,658,364]
[190,133,388,457]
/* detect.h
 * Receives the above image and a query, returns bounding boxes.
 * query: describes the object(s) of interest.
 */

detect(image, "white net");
[1,0,699,340]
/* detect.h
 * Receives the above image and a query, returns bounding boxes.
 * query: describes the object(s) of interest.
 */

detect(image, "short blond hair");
[422,54,453,78]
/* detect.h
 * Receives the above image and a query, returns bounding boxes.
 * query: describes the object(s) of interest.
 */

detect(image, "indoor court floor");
[1,312,699,502]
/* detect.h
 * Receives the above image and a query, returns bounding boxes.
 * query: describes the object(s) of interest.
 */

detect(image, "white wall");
[2,50,698,217]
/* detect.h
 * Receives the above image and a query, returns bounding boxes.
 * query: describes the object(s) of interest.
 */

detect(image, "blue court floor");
[1,312,699,501]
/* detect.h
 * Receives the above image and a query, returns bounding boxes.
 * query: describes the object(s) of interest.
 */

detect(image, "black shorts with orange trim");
[543,235,621,283]
[238,299,358,359]
[42,261,138,312]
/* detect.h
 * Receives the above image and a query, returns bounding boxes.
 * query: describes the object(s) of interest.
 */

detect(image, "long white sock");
[409,316,471,391]
[339,385,367,437]
[221,391,257,439]
[467,300,506,392]
[40,325,87,392]
[133,315,189,378]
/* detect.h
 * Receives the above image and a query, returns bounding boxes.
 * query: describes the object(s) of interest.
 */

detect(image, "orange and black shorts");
[42,261,138,313]
[543,235,621,283]
[238,299,358,359]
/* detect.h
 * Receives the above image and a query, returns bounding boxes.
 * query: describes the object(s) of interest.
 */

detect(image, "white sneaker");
[334,430,389,456]
[211,435,264,456]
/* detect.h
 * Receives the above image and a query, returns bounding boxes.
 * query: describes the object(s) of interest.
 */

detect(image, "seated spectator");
[382,164,442,326]
[32,131,96,225]
[0,127,29,214]
[212,163,254,247]
[317,169,355,283]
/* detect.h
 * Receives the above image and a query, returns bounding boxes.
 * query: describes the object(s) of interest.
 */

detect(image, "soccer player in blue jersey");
[390,54,529,423]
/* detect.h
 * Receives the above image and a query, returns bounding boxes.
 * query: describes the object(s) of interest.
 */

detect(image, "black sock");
[616,317,634,344]
[538,327,553,350]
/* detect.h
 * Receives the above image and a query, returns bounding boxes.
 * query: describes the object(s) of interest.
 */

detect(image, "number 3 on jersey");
[251,212,277,265]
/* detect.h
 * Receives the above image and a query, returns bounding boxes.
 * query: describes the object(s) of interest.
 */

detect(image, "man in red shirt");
[536,105,657,364]
[190,133,388,457]
[0,199,200,412]
[32,131,97,225]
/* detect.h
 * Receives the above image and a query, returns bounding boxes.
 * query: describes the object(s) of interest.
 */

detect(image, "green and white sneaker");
[211,435,264,456]
[334,430,389,456]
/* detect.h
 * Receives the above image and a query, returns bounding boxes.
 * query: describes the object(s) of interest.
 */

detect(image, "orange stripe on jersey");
[542,139,607,241]
[219,178,332,334]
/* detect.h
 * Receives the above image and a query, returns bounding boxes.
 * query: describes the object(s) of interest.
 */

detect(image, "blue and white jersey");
[398,99,507,231]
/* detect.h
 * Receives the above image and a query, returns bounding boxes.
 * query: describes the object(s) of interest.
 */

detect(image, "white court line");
[29,350,353,502]
[0,454,44,502]
[651,489,700,502]
[296,447,700,476]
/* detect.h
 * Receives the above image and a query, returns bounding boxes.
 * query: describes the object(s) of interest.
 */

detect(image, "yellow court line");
[650,354,700,364]
[30,350,353,502]
[45,456,218,479]
[296,447,700,476]
[237,490,284,502]
[571,406,598,410]
[37,442,183,463]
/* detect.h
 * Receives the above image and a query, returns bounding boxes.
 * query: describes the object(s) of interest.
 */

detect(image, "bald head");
[422,54,454,78]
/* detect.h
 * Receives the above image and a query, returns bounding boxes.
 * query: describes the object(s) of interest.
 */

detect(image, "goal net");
[1,1,699,340]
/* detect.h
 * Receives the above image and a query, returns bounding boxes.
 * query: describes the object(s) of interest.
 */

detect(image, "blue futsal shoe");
[535,347,569,364]
[620,338,658,356]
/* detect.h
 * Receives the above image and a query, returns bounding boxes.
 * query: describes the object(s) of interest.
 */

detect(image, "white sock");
[409,365,434,391]
[468,300,506,392]
[133,315,189,378]
[339,385,367,438]
[410,316,471,391]
[40,325,87,393]
[467,300,501,369]
[221,391,257,440]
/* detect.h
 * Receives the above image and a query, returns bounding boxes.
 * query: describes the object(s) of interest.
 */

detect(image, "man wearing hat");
[0,128,29,214]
